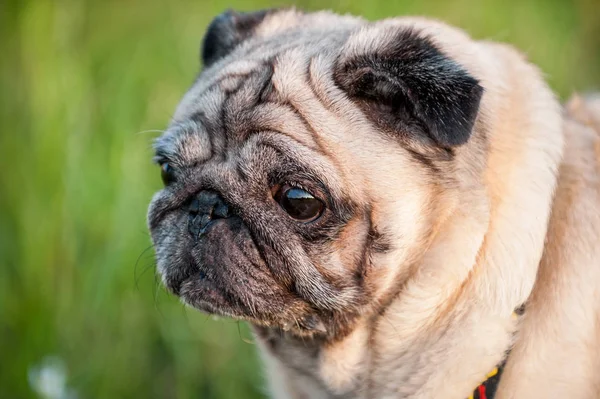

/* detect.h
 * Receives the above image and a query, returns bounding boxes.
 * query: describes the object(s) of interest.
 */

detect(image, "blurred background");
[0,0,598,398]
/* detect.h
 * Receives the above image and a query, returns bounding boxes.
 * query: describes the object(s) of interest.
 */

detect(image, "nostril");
[213,201,230,219]
[189,198,201,215]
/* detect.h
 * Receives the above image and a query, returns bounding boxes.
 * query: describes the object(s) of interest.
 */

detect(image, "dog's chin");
[178,277,239,318]
[174,274,274,326]
[172,273,329,337]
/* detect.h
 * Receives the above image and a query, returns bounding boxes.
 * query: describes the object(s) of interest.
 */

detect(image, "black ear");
[201,9,271,68]
[334,29,483,148]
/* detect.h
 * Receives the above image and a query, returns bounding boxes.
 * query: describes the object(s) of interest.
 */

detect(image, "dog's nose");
[188,190,231,238]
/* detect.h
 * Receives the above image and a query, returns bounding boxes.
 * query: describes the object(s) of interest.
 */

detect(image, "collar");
[468,362,504,399]
[467,305,525,399]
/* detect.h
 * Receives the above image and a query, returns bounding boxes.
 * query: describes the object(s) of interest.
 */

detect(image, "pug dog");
[147,8,600,399]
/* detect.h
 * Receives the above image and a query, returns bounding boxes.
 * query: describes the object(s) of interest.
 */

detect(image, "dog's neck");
[255,43,564,399]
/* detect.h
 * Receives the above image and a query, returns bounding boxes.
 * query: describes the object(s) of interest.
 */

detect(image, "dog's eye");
[275,185,324,222]
[160,162,176,186]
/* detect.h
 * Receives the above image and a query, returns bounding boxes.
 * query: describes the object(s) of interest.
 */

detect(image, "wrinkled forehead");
[157,36,357,166]
[172,14,364,124]
[154,29,357,165]
[155,58,321,167]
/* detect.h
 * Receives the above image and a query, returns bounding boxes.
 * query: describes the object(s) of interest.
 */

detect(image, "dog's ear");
[334,28,483,148]
[201,9,271,67]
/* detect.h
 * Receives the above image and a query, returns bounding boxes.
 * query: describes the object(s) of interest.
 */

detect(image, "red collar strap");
[468,361,504,399]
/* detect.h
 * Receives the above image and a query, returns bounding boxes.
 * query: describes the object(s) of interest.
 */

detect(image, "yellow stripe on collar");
[469,365,503,399]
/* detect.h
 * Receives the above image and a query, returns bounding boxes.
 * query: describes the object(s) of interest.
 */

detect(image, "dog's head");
[147,9,484,339]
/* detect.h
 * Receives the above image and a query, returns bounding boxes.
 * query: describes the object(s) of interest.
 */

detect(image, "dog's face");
[148,9,483,339]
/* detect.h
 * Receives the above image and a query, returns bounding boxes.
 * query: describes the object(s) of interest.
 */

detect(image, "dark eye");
[274,185,324,222]
[160,162,176,186]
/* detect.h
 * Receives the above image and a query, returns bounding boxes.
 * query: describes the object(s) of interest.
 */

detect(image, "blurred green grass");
[0,0,598,398]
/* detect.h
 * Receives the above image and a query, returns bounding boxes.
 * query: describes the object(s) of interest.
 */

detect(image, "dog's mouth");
[160,219,263,316]
[159,255,249,321]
